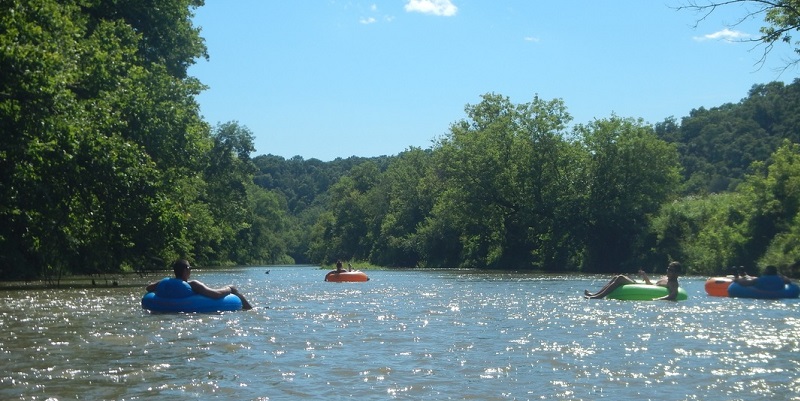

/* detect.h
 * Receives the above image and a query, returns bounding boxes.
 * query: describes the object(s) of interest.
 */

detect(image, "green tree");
[84,0,208,78]
[662,81,800,195]
[576,117,682,272]
[240,184,290,264]
[742,141,800,266]
[197,121,257,264]
[651,193,750,274]
[252,154,393,264]
[0,0,210,280]
[370,147,433,267]
[680,0,800,68]
[652,141,800,273]
[418,93,577,269]
[0,0,83,280]
[307,161,386,264]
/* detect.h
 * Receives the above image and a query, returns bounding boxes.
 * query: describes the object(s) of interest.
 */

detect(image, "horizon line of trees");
[4,0,800,282]
[263,83,800,277]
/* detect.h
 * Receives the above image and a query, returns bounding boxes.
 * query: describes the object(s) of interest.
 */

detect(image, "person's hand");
[638,269,645,275]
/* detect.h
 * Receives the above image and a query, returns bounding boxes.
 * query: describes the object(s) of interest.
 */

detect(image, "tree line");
[3,0,800,281]
[265,85,800,276]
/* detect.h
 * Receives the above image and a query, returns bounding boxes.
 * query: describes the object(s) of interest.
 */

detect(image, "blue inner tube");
[727,282,800,299]
[141,278,243,313]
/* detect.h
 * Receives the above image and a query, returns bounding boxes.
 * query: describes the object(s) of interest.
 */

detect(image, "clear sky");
[188,0,796,161]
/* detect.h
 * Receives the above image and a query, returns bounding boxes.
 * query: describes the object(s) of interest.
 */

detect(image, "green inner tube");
[606,284,688,301]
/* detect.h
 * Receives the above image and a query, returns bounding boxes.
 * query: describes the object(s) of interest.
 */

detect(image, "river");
[1,266,798,400]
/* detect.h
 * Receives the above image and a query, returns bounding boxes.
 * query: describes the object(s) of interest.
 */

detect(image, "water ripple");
[1,268,799,400]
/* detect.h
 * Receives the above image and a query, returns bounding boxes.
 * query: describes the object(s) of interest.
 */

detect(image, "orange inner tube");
[705,277,733,297]
[324,270,369,282]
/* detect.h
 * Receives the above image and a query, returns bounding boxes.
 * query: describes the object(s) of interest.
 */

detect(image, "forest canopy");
[3,1,800,281]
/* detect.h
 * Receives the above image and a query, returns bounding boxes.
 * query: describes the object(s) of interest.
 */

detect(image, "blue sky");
[189,1,795,161]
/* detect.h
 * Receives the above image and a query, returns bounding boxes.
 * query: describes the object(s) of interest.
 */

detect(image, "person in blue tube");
[733,265,792,290]
[146,259,253,310]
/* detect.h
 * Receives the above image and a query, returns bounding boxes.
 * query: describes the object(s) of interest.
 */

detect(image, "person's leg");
[585,275,636,299]
[585,275,625,297]
[236,293,253,310]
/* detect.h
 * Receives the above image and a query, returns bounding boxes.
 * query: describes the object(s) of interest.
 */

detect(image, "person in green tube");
[584,261,682,300]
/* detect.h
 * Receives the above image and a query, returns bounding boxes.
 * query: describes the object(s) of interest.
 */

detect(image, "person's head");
[763,265,778,276]
[336,260,343,269]
[173,259,191,279]
[667,261,681,277]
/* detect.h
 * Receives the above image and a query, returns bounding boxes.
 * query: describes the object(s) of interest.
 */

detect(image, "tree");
[370,147,433,267]
[83,0,208,78]
[0,0,85,281]
[0,0,210,280]
[307,161,385,264]
[650,193,750,274]
[656,80,800,195]
[576,117,682,273]
[741,140,800,265]
[240,184,290,264]
[418,93,578,269]
[649,141,800,274]
[679,0,800,69]
[198,121,257,264]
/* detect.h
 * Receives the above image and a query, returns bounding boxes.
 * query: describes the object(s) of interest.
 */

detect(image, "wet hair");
[667,261,682,274]
[173,259,191,278]
[763,265,778,275]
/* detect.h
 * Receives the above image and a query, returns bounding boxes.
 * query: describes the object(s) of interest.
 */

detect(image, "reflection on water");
[1,267,799,400]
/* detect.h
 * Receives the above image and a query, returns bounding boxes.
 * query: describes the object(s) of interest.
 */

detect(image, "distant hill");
[656,79,800,194]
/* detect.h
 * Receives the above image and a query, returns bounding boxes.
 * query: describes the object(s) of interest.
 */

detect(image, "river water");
[1,266,798,400]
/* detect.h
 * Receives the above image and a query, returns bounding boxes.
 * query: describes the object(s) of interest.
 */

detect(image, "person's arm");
[145,281,159,292]
[733,277,757,286]
[655,287,678,301]
[653,281,679,301]
[638,270,653,285]
[189,281,253,309]
[189,280,234,299]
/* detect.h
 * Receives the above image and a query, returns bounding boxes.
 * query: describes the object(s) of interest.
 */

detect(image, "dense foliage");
[265,83,800,275]
[271,95,682,273]
[657,81,800,194]
[4,1,800,281]
[0,0,286,281]
[651,140,800,276]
